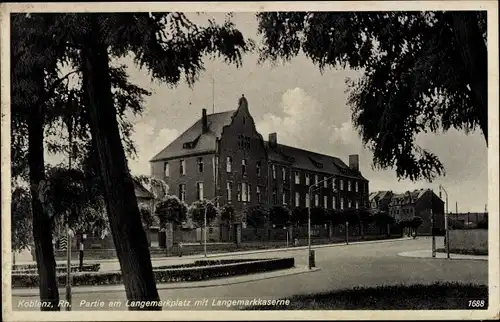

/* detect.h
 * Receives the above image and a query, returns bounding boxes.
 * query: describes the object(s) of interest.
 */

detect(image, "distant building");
[369,190,393,212]
[388,189,445,234]
[150,95,370,224]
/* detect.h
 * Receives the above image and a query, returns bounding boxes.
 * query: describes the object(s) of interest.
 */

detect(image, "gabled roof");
[265,142,367,180]
[133,179,154,199]
[369,190,391,202]
[389,189,429,206]
[150,110,236,162]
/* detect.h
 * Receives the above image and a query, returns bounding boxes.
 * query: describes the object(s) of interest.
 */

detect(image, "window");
[272,164,276,179]
[315,194,319,207]
[340,197,344,210]
[332,196,336,209]
[180,159,186,175]
[323,177,328,188]
[347,180,352,192]
[272,188,277,204]
[315,174,319,185]
[248,184,251,202]
[163,162,169,177]
[355,181,359,193]
[197,182,204,200]
[295,171,300,184]
[256,186,261,203]
[340,179,344,190]
[226,182,232,202]
[242,183,248,202]
[282,190,286,205]
[179,184,186,202]
[306,193,310,207]
[237,183,242,202]
[305,173,310,185]
[324,195,328,208]
[242,159,247,175]
[256,161,261,177]
[295,192,300,207]
[226,156,232,173]
[282,167,286,181]
[197,157,204,173]
[348,200,352,208]
[332,179,336,191]
[355,200,359,209]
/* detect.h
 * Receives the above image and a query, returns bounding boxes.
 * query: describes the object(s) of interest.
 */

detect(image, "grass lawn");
[245,282,488,310]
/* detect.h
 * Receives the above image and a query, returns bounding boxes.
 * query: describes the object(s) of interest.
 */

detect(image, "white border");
[1,1,499,321]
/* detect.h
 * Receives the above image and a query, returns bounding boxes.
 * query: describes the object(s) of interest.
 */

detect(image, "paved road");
[11,237,487,311]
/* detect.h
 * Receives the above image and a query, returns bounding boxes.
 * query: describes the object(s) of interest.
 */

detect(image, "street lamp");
[439,185,450,259]
[204,196,220,257]
[308,175,336,270]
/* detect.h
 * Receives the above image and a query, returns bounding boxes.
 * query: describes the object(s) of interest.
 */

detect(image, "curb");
[397,251,488,261]
[11,266,320,297]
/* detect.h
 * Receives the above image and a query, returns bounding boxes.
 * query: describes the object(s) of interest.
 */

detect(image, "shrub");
[12,258,294,288]
[12,263,100,272]
[477,219,488,229]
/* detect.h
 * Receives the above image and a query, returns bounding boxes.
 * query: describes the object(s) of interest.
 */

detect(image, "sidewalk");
[12,265,321,296]
[398,250,488,261]
[14,237,413,272]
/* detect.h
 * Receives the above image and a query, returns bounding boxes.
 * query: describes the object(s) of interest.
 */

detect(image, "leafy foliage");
[373,211,396,227]
[257,11,487,182]
[245,205,269,229]
[290,207,308,226]
[11,186,34,252]
[269,205,291,228]
[310,207,329,226]
[155,195,188,227]
[219,205,237,223]
[188,200,218,228]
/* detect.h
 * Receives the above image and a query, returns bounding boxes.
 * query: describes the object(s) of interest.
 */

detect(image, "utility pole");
[439,185,450,259]
[431,189,435,258]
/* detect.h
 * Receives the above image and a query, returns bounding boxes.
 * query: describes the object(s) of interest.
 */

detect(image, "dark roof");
[133,179,154,199]
[150,110,236,162]
[369,190,391,202]
[265,142,367,180]
[389,189,429,206]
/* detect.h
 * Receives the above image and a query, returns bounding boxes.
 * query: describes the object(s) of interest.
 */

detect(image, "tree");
[13,12,251,308]
[269,205,291,228]
[257,11,487,182]
[310,207,329,226]
[245,205,269,232]
[11,186,34,264]
[290,207,308,226]
[219,205,236,241]
[373,211,396,236]
[11,13,151,309]
[189,200,218,244]
[155,196,188,228]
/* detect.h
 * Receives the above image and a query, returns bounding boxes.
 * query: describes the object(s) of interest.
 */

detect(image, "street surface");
[11,237,487,311]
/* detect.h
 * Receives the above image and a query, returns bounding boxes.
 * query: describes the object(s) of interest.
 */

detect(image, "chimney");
[349,154,359,171]
[202,108,208,133]
[269,133,277,148]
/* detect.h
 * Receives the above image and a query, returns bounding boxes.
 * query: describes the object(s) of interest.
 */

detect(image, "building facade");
[369,190,394,212]
[150,95,369,224]
[388,189,445,234]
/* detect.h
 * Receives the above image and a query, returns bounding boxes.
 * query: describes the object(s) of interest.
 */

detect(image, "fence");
[448,212,488,230]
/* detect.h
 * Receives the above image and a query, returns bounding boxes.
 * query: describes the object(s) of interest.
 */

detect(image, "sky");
[44,12,489,213]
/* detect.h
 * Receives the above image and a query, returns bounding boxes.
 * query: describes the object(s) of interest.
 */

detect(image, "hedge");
[154,259,264,270]
[13,264,101,275]
[12,258,294,288]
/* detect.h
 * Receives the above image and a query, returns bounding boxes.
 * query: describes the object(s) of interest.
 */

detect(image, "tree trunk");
[451,12,488,144]
[80,18,160,309]
[27,71,60,310]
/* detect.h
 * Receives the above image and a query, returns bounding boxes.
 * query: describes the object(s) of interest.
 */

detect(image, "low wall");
[448,229,488,254]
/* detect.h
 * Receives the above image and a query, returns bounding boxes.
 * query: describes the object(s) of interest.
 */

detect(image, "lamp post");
[308,175,336,269]
[439,185,450,259]
[204,196,220,257]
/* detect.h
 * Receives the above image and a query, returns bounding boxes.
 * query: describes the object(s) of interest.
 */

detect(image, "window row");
[273,189,361,210]
[225,182,263,203]
[225,157,262,177]
[164,158,204,177]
